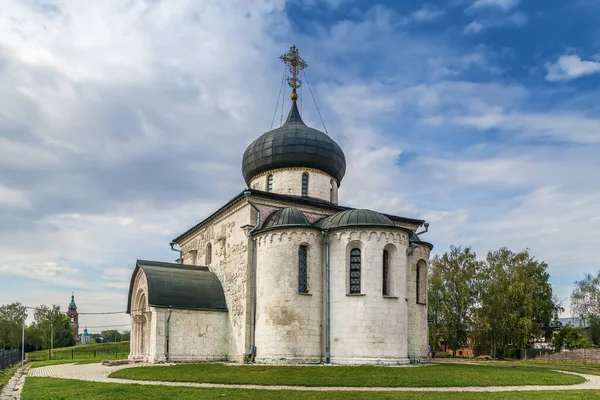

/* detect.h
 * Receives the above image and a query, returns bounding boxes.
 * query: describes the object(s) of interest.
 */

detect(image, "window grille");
[267,175,273,192]
[383,250,389,296]
[298,245,308,293]
[349,248,361,294]
[301,173,309,197]
[206,243,212,265]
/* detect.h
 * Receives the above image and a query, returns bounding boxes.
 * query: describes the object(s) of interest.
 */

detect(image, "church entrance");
[132,293,149,359]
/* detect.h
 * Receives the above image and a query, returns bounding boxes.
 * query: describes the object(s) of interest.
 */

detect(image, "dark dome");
[262,207,311,229]
[242,101,346,185]
[314,209,394,230]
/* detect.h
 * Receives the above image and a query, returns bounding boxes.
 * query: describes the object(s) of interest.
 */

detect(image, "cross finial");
[280,45,307,101]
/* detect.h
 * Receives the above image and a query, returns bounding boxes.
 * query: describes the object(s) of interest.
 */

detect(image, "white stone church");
[127,47,432,365]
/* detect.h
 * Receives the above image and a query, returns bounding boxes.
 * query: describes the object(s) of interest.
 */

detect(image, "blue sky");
[1,0,599,330]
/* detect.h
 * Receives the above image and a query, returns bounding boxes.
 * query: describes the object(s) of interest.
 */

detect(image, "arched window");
[298,245,308,293]
[301,173,309,197]
[266,174,273,192]
[330,179,334,202]
[382,250,390,296]
[349,248,361,294]
[205,243,212,265]
[416,260,427,304]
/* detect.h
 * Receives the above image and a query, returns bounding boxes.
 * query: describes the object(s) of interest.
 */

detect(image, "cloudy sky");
[1,0,599,331]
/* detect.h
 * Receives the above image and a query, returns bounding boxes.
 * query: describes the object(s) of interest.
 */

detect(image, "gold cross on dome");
[280,45,307,100]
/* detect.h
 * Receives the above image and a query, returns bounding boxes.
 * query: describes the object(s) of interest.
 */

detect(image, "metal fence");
[0,349,21,370]
[520,348,555,360]
[26,349,129,361]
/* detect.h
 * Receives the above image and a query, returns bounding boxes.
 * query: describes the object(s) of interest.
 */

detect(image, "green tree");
[32,304,75,350]
[571,271,600,346]
[0,302,27,349]
[122,330,130,341]
[428,246,482,357]
[478,248,558,357]
[571,271,600,318]
[554,323,595,351]
[100,330,122,342]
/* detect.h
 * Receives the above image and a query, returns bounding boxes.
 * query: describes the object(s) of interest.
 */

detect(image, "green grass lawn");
[21,378,600,400]
[30,358,121,368]
[0,364,20,390]
[437,358,600,377]
[109,363,584,387]
[26,341,129,362]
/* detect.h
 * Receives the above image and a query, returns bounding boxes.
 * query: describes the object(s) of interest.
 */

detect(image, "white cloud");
[463,12,527,33]
[410,6,445,22]
[470,0,520,11]
[0,185,29,207]
[546,55,600,82]
[454,111,600,144]
[464,20,484,34]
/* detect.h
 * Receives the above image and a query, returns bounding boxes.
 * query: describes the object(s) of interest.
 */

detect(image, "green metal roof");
[242,101,346,185]
[126,260,227,313]
[314,209,394,230]
[261,207,311,230]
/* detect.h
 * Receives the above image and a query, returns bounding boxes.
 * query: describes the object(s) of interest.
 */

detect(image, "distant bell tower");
[67,292,80,341]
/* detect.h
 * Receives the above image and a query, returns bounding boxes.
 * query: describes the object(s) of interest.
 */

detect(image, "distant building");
[80,327,92,344]
[66,292,80,342]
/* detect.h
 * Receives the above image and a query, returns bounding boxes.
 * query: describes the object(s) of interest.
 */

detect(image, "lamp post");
[50,322,54,360]
[21,317,25,373]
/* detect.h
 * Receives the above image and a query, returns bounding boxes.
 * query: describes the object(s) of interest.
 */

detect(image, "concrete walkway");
[1,366,28,400]
[27,363,600,392]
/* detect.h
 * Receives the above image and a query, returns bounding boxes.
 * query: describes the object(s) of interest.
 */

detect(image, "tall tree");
[479,248,558,357]
[571,271,600,318]
[32,304,75,350]
[571,271,600,345]
[0,302,27,349]
[100,330,123,342]
[428,246,482,356]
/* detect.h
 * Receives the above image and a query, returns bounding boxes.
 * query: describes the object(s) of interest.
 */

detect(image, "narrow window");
[298,245,308,293]
[416,262,420,302]
[349,248,361,294]
[330,179,334,202]
[267,174,273,192]
[206,243,212,265]
[416,260,427,304]
[382,250,389,296]
[301,173,309,197]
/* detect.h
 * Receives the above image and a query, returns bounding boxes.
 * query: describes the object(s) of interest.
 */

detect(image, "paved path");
[27,363,600,392]
[1,366,28,400]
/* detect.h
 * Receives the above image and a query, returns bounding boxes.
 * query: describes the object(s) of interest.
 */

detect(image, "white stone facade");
[129,269,228,363]
[249,167,339,204]
[128,191,431,364]
[254,228,323,363]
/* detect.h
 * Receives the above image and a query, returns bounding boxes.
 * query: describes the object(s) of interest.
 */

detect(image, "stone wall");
[168,191,429,365]
[147,308,228,363]
[249,167,338,204]
[406,245,430,361]
[537,348,600,362]
[254,228,323,363]
[178,202,252,362]
[327,229,411,364]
